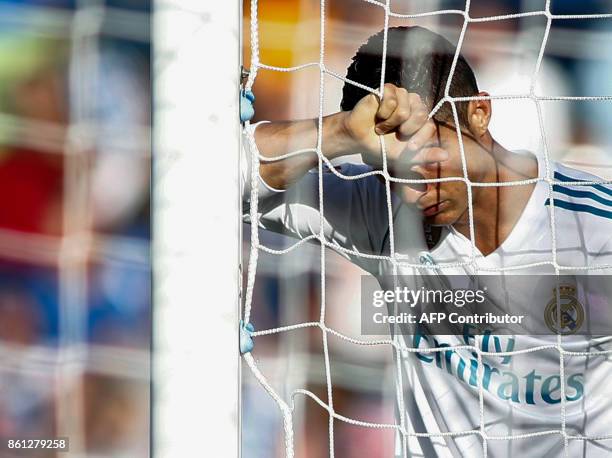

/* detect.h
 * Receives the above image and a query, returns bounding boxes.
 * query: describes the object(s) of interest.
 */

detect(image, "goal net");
[241,0,612,457]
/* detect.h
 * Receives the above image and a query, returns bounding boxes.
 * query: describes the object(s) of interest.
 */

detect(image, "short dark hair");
[341,26,478,127]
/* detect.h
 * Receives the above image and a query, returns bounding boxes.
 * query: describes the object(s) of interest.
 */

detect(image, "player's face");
[395,122,490,227]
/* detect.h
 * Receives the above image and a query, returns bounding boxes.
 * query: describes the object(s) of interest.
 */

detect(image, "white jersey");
[242,126,612,457]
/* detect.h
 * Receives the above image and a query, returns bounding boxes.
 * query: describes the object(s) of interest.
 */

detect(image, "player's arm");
[242,85,435,270]
[253,83,437,190]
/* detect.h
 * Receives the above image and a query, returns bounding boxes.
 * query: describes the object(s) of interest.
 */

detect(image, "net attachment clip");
[240,89,255,123]
[239,320,255,354]
[240,67,255,123]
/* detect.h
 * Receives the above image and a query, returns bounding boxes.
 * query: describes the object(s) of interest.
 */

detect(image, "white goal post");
[153,1,241,457]
[152,0,612,457]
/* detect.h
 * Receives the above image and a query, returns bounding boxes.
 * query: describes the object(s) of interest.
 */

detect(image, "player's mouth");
[420,200,449,217]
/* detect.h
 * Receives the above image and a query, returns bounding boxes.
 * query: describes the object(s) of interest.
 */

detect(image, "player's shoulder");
[321,162,384,190]
[323,161,373,177]
[548,162,612,226]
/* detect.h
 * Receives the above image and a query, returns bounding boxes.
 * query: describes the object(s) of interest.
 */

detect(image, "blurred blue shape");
[0,0,76,9]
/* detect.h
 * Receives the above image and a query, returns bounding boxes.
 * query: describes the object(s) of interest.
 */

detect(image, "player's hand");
[341,83,437,169]
[391,143,451,205]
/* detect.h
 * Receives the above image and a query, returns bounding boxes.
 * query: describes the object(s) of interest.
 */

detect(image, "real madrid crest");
[544,285,584,335]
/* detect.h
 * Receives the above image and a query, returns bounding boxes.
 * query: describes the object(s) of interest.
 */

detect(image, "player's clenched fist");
[341,83,437,169]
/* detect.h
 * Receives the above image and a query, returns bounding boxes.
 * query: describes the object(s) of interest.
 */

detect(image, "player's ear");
[467,91,491,138]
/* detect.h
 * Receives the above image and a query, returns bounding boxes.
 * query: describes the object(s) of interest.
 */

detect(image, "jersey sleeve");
[241,123,390,273]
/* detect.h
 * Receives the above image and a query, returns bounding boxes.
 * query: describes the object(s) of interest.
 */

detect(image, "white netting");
[242,1,612,457]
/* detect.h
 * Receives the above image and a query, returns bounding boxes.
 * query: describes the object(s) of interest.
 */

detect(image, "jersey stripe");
[545,198,612,219]
[554,171,612,198]
[552,184,612,208]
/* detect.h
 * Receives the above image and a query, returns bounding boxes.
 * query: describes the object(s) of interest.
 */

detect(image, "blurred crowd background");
[0,0,150,457]
[242,0,612,457]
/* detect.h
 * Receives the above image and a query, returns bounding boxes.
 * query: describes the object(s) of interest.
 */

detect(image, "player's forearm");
[251,85,435,191]
[254,112,354,190]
